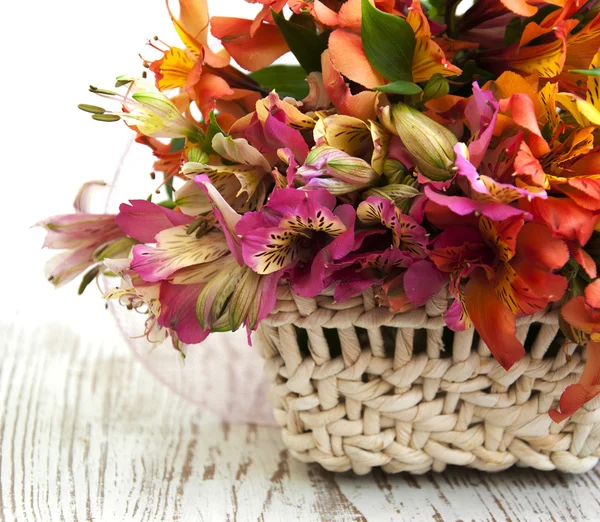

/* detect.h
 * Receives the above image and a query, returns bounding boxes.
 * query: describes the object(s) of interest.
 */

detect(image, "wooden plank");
[2,315,600,522]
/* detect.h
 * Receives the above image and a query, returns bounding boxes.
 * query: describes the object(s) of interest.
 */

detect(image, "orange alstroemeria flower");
[524,196,600,279]
[484,72,600,222]
[459,0,581,42]
[326,0,461,89]
[210,16,289,71]
[479,20,575,79]
[551,280,600,422]
[148,0,265,119]
[430,215,569,370]
[321,50,378,121]
[553,11,600,97]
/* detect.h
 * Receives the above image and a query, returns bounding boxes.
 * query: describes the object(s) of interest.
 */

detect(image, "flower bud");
[391,103,457,181]
[326,156,379,184]
[383,159,408,184]
[364,183,420,214]
[422,74,450,103]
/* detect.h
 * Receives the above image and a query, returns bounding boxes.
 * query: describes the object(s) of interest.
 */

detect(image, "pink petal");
[116,200,193,244]
[158,282,210,345]
[454,144,546,204]
[444,297,470,331]
[39,214,120,249]
[194,175,243,264]
[465,83,499,167]
[404,260,448,307]
[263,113,309,163]
[291,204,356,297]
[424,185,529,221]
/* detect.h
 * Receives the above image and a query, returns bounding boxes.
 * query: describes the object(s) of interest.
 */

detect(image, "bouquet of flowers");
[39,0,600,426]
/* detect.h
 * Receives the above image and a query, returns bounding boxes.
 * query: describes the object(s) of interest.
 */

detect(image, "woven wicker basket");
[254,286,600,474]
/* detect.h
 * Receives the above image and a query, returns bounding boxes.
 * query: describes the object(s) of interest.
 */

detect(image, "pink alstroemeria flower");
[236,187,355,297]
[38,213,131,288]
[356,196,429,258]
[235,93,312,165]
[193,175,281,335]
[425,85,547,221]
[425,142,547,221]
[297,145,380,195]
[116,199,194,243]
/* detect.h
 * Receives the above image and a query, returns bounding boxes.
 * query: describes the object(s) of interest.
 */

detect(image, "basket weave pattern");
[255,287,600,474]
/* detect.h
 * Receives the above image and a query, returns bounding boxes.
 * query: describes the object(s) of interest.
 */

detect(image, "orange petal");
[150,47,196,91]
[210,17,289,71]
[424,200,479,229]
[491,71,546,123]
[338,0,362,32]
[483,21,573,80]
[559,178,600,211]
[502,260,567,315]
[586,280,600,309]
[321,50,378,121]
[478,215,524,263]
[313,0,340,26]
[515,223,570,271]
[167,0,207,56]
[561,297,598,336]
[499,93,550,156]
[249,0,287,36]
[571,154,600,177]
[189,73,235,120]
[178,0,209,45]
[216,94,262,123]
[203,47,230,68]
[464,271,525,370]
[524,196,600,246]
[500,0,537,17]
[407,0,462,82]
[514,141,546,187]
[560,13,600,96]
[328,29,386,89]
[570,244,597,280]
[550,341,600,422]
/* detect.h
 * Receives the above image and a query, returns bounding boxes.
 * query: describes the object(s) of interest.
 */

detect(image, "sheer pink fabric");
[103,138,276,426]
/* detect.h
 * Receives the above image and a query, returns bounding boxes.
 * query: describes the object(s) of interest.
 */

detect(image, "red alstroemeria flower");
[430,215,569,369]
[551,280,600,422]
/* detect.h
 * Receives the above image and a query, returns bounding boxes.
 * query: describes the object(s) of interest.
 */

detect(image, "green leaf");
[361,0,415,82]
[250,65,310,99]
[157,199,176,209]
[204,111,226,154]
[569,67,600,77]
[271,8,329,74]
[374,81,422,95]
[163,138,186,200]
[170,137,186,153]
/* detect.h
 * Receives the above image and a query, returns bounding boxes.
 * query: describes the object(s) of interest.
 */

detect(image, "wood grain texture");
[2,314,600,522]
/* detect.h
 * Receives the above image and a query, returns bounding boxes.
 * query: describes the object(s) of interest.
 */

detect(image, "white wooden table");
[2,309,600,522]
